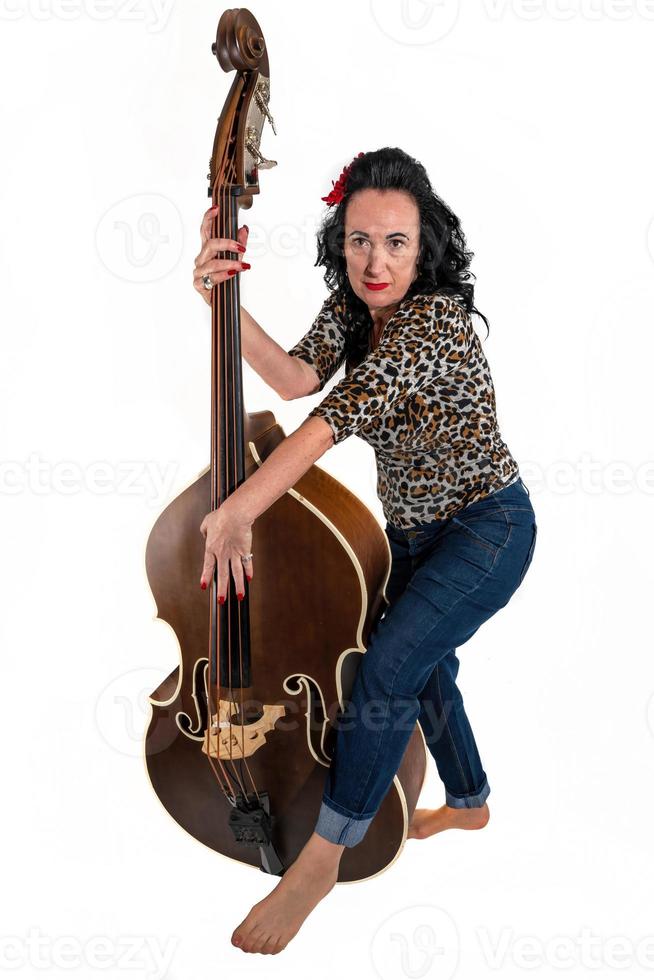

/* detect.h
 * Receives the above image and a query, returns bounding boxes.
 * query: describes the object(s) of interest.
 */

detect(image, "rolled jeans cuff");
[445,778,490,809]
[314,797,376,847]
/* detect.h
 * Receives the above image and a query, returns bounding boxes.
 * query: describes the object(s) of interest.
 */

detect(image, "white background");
[2,0,653,977]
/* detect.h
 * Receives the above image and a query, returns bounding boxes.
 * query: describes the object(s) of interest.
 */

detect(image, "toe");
[231,921,251,944]
[244,925,270,954]
[260,934,280,955]
[231,902,265,949]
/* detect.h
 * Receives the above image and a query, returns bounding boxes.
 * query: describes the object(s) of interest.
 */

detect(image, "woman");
[192,147,537,955]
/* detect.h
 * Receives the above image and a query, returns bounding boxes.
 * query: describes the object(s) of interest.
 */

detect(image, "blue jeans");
[314,476,537,847]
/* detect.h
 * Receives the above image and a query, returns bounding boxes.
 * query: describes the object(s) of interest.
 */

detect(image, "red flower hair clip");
[321,152,365,206]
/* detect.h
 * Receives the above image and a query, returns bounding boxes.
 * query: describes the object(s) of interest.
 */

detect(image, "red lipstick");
[364,282,390,291]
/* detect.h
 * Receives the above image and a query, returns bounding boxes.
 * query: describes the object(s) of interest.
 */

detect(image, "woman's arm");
[192,204,319,401]
[227,415,334,524]
[200,415,334,595]
[240,306,320,401]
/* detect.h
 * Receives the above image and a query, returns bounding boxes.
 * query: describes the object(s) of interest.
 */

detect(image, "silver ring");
[240,553,253,563]
[202,274,213,290]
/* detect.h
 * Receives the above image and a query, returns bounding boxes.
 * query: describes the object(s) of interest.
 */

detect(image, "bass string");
[222,183,240,793]
[203,178,260,807]
[225,183,262,807]
[202,182,240,804]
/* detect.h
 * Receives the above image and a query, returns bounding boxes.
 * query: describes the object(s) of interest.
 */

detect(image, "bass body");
[145,409,427,882]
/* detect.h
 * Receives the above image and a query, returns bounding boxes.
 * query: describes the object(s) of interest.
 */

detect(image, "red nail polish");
[243,224,249,233]
[228,269,237,276]
[246,574,252,582]
[237,592,244,601]
[201,581,207,590]
[241,262,251,270]
[218,595,226,604]
[236,244,246,253]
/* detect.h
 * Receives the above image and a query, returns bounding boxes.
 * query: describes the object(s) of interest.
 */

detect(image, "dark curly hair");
[315,146,490,367]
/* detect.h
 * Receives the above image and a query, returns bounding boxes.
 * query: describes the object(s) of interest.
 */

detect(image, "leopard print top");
[286,289,521,530]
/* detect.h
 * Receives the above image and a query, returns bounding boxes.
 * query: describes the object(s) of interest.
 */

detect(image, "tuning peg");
[255,79,277,136]
[263,105,277,136]
[248,144,278,170]
[256,95,277,135]
[257,154,277,170]
[245,127,277,170]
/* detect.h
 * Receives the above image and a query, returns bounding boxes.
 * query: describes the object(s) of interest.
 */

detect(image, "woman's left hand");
[199,501,254,600]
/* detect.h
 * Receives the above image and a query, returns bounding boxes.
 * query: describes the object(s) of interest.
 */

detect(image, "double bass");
[144,7,427,883]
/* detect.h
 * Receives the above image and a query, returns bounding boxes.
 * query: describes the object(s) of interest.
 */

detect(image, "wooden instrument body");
[145,409,427,883]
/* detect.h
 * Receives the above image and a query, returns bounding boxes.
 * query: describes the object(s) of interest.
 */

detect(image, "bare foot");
[407,801,490,840]
[231,832,345,954]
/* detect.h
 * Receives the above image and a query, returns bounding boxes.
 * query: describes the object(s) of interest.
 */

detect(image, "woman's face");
[343,188,421,314]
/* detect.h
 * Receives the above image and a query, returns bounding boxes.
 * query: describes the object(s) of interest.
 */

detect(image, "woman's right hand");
[193,203,251,306]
